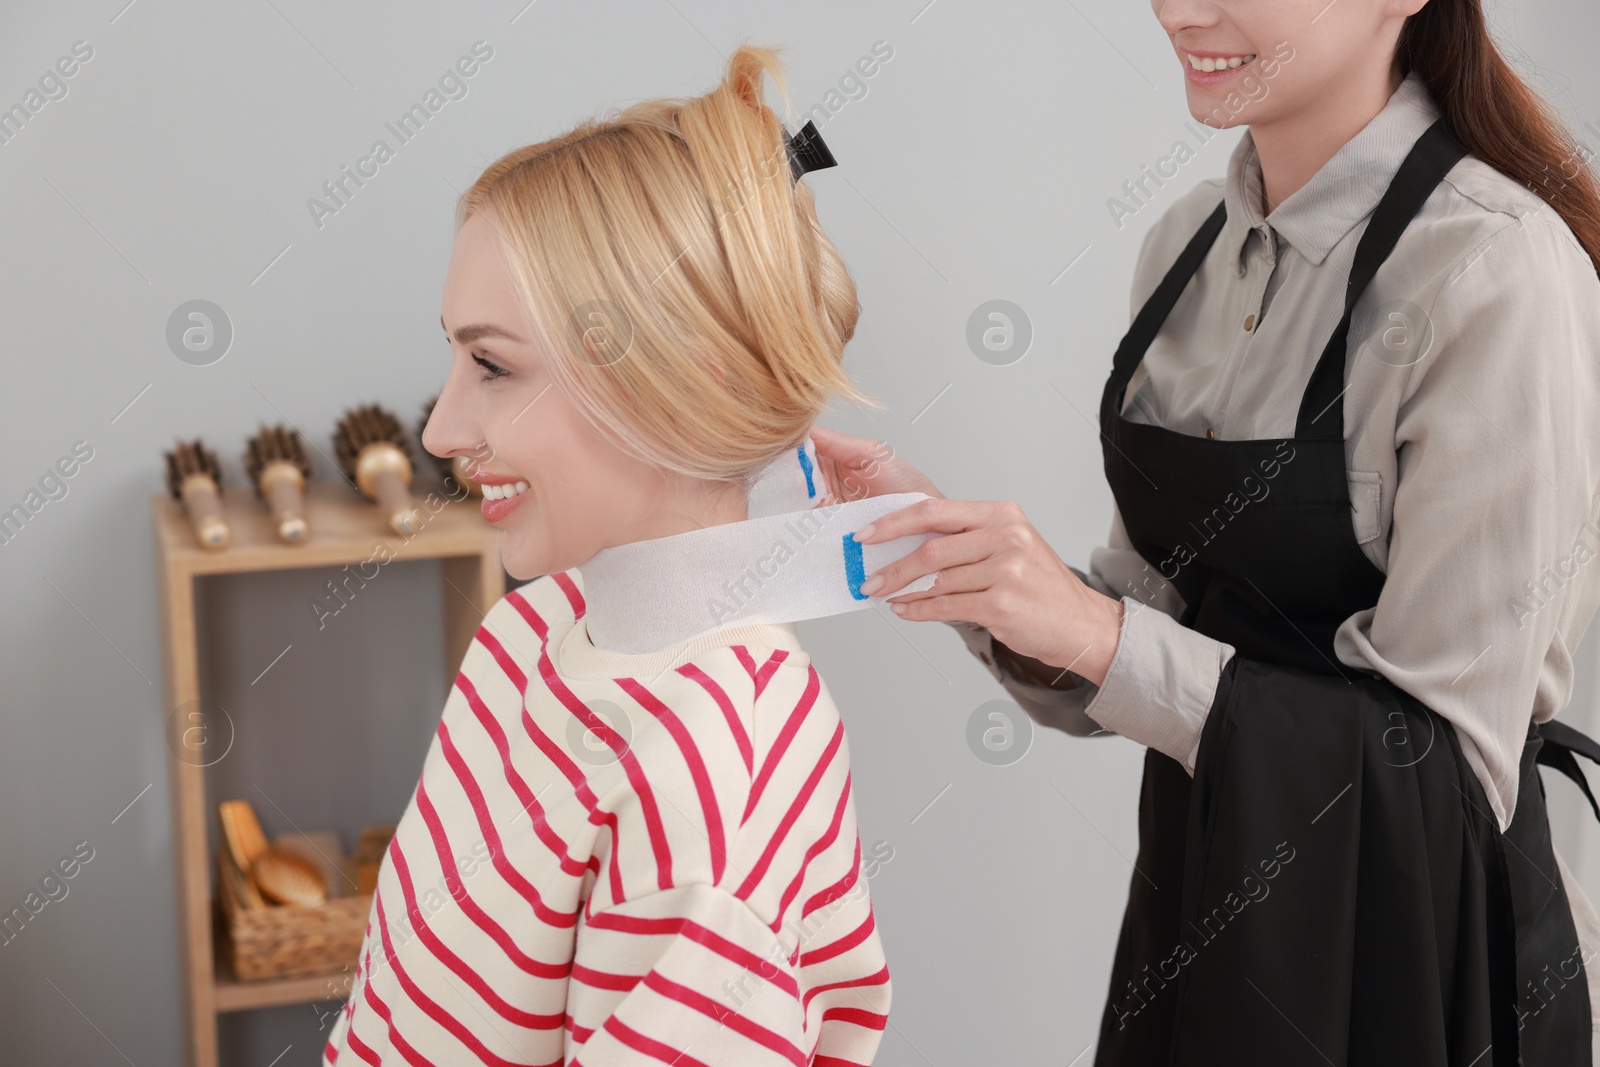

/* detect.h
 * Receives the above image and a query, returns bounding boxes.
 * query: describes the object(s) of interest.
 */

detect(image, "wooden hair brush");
[244,425,312,543]
[217,798,328,907]
[334,404,422,536]
[164,439,231,550]
[417,394,483,498]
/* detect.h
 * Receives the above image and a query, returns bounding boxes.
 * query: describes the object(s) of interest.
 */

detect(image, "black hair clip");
[784,120,837,182]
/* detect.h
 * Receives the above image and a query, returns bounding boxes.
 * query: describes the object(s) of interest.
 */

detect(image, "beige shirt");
[948,69,1600,1019]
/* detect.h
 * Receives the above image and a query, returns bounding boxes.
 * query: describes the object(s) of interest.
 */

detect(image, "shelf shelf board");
[154,480,496,577]
[211,942,354,1013]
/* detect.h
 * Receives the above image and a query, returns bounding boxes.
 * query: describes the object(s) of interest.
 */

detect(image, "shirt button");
[1243,313,1256,331]
[1206,427,1216,439]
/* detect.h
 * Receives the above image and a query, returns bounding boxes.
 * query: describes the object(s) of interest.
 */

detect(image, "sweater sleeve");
[565,882,889,1066]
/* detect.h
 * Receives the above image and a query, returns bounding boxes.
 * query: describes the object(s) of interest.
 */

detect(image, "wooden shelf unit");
[154,480,505,1067]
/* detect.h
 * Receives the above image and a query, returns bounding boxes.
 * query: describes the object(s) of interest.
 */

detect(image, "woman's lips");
[480,489,528,524]
[476,476,530,524]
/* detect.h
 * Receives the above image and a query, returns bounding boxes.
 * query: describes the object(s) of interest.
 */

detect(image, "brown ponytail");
[1397,0,1600,278]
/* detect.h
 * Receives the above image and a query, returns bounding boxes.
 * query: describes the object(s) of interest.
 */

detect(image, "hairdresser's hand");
[852,498,1125,687]
[809,426,945,505]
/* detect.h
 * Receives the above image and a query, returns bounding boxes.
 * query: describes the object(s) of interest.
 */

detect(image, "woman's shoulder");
[643,633,831,751]
[1419,154,1596,284]
[503,569,586,627]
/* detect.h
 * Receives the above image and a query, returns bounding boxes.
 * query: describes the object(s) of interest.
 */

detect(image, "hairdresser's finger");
[815,454,859,504]
[852,497,999,545]
[809,425,891,468]
[884,588,1004,625]
[858,526,990,600]
[811,426,946,501]
[880,548,993,604]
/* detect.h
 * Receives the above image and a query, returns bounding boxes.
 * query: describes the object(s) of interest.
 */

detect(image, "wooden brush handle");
[373,469,420,535]
[259,461,308,543]
[179,474,231,549]
[354,442,420,535]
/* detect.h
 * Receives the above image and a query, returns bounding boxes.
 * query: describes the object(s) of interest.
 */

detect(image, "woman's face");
[1150,0,1419,129]
[426,212,720,581]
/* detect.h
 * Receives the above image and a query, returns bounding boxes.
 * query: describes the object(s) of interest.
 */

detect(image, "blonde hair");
[455,45,883,491]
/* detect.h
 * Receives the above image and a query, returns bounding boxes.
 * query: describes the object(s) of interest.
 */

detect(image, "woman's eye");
[472,353,509,381]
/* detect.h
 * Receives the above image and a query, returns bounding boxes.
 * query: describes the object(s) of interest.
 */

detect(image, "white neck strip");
[577,437,941,655]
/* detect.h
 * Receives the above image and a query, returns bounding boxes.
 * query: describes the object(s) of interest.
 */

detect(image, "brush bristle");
[333,404,412,480]
[164,439,223,499]
[244,425,312,497]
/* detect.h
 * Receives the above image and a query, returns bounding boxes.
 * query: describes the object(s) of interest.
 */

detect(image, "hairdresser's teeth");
[1188,52,1255,72]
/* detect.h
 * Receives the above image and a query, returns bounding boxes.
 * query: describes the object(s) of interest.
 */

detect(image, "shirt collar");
[1220,69,1442,274]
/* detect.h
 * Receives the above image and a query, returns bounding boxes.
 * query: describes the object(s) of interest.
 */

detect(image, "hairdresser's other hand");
[852,498,1124,687]
[809,426,945,505]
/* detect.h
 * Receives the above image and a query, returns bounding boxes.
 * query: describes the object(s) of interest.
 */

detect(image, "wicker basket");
[215,848,372,982]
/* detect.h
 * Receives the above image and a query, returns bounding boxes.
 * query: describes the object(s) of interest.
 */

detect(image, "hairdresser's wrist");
[993,636,1086,691]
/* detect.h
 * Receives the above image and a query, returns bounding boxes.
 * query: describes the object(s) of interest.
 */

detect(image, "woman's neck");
[1251,63,1407,216]
[627,477,750,544]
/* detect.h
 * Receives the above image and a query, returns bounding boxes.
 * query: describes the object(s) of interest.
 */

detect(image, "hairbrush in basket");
[217,798,329,907]
[333,404,422,535]
[251,847,328,907]
[163,439,231,550]
[417,394,484,498]
[244,425,312,543]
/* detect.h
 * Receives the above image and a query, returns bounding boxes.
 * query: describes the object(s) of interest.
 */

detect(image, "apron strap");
[1101,200,1228,428]
[1295,118,1468,441]
[1536,718,1600,825]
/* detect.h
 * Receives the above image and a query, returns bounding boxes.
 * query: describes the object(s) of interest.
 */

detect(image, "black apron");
[1092,117,1600,1066]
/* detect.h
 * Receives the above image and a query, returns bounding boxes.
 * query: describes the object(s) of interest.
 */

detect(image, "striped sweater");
[322,568,891,1066]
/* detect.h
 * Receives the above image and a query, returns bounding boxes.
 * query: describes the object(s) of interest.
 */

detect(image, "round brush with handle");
[418,394,484,498]
[334,404,422,536]
[244,425,313,543]
[164,439,232,550]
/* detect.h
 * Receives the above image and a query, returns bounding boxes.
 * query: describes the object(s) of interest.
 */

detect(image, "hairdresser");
[813,0,1600,1061]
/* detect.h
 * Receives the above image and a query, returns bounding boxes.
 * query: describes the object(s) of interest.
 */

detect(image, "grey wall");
[3,1,1599,1064]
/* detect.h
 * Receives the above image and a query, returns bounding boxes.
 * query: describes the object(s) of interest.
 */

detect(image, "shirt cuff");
[1082,596,1235,773]
[942,619,1105,737]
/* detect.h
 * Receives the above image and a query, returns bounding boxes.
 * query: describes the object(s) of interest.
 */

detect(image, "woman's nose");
[420,376,479,461]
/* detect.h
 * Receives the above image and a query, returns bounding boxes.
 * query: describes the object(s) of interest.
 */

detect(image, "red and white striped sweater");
[323,568,891,1066]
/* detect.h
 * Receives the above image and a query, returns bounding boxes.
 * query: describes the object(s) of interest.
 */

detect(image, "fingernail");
[859,574,884,595]
[855,523,876,541]
[890,602,907,614]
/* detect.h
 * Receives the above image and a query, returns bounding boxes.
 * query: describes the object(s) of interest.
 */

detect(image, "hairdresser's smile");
[1182,47,1257,84]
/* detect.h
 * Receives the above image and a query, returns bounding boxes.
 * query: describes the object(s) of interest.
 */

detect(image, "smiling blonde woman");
[320,46,901,1066]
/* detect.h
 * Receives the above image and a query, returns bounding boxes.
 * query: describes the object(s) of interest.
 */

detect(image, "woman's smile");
[1182,47,1257,85]
[474,471,531,523]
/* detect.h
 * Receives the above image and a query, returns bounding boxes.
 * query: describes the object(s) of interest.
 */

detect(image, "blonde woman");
[322,46,919,1066]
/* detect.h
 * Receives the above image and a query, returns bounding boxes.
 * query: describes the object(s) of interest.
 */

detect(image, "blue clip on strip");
[842,532,869,600]
[798,443,817,499]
